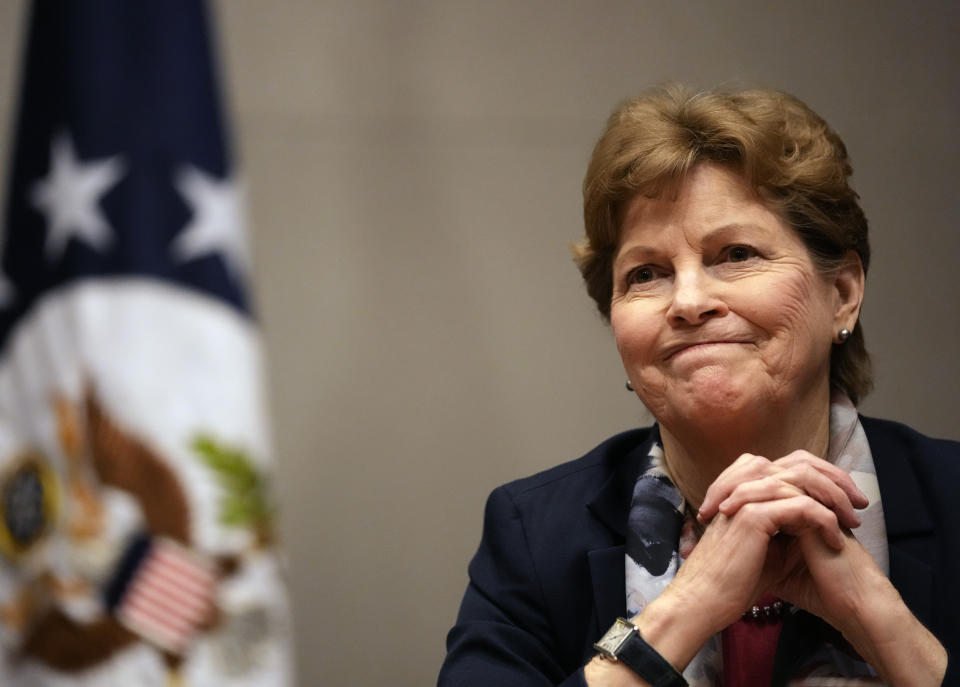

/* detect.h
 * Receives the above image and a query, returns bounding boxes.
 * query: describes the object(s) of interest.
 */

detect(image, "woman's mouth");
[665,340,751,360]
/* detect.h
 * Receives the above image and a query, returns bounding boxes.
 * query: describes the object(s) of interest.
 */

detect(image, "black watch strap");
[617,627,687,687]
[594,617,687,687]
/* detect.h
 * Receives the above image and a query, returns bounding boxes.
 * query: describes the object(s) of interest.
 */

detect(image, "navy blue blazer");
[439,417,960,687]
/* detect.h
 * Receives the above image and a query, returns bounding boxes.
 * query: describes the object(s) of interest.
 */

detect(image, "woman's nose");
[666,270,728,326]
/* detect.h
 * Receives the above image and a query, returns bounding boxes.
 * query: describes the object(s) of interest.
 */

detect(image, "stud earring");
[625,380,634,392]
[837,328,851,343]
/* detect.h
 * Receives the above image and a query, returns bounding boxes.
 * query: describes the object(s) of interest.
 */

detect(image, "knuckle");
[760,475,783,492]
[816,505,838,527]
[739,502,761,519]
[797,495,819,515]
[799,464,817,481]
[725,483,743,500]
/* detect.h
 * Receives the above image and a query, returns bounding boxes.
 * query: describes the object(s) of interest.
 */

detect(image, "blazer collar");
[586,428,656,538]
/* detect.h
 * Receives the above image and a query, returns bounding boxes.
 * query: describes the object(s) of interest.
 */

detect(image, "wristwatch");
[593,617,687,687]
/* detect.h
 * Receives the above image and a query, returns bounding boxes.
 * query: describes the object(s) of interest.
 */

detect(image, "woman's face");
[610,164,859,433]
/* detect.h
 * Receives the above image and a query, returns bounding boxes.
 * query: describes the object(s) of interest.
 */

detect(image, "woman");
[438,85,957,686]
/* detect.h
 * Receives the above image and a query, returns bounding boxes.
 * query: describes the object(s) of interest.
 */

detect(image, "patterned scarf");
[624,392,888,686]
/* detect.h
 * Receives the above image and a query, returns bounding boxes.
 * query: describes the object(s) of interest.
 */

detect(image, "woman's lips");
[664,340,751,360]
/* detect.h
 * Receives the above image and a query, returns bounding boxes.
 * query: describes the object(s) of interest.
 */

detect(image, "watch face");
[594,618,636,657]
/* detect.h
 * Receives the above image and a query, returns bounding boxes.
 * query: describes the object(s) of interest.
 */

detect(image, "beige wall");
[1,2,957,686]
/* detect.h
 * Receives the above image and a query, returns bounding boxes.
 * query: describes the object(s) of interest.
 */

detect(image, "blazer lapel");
[585,436,650,636]
[588,546,627,635]
[861,416,937,626]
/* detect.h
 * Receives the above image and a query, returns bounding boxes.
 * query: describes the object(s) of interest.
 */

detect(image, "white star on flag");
[171,166,249,283]
[30,132,125,262]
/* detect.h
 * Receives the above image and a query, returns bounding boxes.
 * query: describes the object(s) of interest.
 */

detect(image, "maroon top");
[721,594,784,687]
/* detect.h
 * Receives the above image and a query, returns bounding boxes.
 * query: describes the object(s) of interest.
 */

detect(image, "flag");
[111,535,218,656]
[0,1,293,685]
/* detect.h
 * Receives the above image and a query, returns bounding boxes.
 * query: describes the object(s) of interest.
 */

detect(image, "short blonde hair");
[574,84,872,403]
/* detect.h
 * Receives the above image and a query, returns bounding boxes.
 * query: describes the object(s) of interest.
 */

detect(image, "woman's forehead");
[617,165,781,245]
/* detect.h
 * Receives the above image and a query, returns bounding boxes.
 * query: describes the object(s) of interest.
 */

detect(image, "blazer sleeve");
[439,485,589,687]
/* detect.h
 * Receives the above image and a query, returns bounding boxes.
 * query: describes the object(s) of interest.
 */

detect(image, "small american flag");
[115,537,216,654]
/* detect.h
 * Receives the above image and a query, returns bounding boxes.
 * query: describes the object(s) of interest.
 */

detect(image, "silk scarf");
[624,392,888,685]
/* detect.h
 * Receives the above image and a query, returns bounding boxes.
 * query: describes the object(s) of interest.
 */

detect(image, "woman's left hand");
[698,451,947,687]
[771,524,946,687]
[766,523,892,634]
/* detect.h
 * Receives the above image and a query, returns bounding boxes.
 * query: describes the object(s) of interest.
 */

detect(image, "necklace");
[678,505,792,624]
[742,599,790,623]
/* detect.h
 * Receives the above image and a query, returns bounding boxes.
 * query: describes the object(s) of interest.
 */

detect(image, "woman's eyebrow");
[612,243,661,271]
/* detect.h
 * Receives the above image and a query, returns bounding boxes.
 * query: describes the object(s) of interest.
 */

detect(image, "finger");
[779,463,862,529]
[719,463,862,530]
[700,450,870,524]
[716,476,804,516]
[736,495,846,551]
[698,453,770,522]
[776,450,869,509]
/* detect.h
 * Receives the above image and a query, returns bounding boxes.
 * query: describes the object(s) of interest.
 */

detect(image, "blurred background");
[0,1,957,685]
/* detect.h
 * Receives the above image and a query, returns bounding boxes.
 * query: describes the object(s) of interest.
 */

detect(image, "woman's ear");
[833,250,865,331]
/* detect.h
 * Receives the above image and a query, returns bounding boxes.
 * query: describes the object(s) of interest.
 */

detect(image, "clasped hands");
[587,451,947,686]
[687,450,873,633]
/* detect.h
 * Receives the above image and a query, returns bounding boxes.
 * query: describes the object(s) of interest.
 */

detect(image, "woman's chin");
[662,372,772,430]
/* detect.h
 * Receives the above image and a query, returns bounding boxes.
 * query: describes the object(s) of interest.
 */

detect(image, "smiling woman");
[610,164,863,502]
[438,84,957,687]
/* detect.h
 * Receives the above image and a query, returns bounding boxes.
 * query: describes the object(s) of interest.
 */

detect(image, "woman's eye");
[626,266,657,284]
[725,245,757,262]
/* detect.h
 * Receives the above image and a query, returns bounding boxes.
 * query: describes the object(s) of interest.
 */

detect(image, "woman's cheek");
[613,316,658,371]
